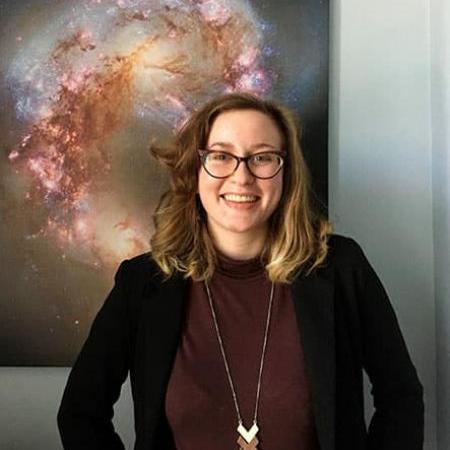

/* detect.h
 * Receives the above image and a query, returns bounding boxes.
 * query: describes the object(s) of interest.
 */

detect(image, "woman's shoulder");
[115,252,165,284]
[325,233,369,269]
[120,251,155,269]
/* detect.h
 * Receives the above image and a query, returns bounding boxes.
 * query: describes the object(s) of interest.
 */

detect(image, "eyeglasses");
[198,149,285,179]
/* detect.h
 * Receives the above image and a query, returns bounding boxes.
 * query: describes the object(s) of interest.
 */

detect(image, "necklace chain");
[204,280,275,426]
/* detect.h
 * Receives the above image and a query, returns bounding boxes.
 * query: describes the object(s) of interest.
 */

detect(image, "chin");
[224,221,265,235]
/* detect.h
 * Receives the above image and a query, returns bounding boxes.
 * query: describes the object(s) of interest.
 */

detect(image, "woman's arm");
[57,260,132,450]
[352,240,424,450]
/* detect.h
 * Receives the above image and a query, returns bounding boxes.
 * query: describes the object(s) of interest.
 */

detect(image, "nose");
[230,160,255,184]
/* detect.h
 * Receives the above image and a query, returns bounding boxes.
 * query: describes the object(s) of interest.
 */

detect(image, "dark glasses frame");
[198,149,286,179]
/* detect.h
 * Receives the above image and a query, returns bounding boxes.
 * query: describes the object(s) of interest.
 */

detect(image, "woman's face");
[198,109,284,243]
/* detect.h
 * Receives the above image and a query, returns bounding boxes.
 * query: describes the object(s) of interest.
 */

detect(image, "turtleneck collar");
[215,250,265,279]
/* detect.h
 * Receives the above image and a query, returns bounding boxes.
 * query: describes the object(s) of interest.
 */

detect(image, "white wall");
[0,368,135,450]
[329,1,441,449]
[430,1,450,449]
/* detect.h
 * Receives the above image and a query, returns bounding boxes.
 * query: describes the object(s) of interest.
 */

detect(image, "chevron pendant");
[237,435,259,450]
[237,423,259,449]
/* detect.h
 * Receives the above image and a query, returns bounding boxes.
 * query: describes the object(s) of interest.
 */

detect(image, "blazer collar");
[291,266,336,450]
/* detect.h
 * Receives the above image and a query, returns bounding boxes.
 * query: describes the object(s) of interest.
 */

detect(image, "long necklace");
[204,280,275,450]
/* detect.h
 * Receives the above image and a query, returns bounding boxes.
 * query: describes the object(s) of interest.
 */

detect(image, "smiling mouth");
[221,194,259,203]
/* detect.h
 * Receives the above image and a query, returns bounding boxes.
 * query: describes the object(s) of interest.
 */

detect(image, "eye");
[251,153,277,164]
[208,152,233,162]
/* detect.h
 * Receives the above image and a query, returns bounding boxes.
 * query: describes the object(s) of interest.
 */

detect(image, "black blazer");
[57,234,424,450]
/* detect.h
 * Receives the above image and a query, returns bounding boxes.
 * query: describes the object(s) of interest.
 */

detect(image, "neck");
[208,225,267,260]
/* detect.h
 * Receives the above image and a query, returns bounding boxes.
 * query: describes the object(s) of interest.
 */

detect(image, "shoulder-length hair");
[150,92,333,283]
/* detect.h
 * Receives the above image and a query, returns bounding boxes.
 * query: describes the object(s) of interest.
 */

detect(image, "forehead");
[207,109,283,146]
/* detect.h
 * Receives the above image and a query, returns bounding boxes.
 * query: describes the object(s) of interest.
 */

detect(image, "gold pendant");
[237,423,259,449]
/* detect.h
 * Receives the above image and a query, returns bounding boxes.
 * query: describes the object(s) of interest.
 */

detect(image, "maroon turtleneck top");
[165,253,319,450]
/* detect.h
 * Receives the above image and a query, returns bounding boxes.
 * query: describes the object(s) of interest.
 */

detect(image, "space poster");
[0,0,329,366]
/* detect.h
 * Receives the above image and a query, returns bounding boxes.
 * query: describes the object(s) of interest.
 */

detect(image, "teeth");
[223,194,258,202]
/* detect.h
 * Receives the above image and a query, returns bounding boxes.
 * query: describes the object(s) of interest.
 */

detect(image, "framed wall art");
[0,0,329,366]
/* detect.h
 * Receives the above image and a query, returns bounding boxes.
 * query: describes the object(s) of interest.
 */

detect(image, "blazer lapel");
[136,271,188,447]
[291,267,336,450]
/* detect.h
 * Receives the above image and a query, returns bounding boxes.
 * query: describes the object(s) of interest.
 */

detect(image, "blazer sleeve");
[57,260,132,450]
[351,239,424,450]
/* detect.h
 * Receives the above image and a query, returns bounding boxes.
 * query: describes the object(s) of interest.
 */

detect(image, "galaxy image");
[0,0,328,365]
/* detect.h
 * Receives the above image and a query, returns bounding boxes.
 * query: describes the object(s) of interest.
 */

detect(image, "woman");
[58,93,424,450]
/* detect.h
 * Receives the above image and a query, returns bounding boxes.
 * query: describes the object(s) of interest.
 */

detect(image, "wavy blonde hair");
[150,93,333,283]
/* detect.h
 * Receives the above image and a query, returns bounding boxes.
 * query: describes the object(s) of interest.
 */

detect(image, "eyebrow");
[207,142,277,151]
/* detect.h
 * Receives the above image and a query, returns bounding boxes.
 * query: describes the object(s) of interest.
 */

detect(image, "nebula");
[5,0,273,270]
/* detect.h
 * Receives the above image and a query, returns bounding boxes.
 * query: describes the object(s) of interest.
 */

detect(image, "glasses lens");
[203,151,236,177]
[248,153,283,178]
